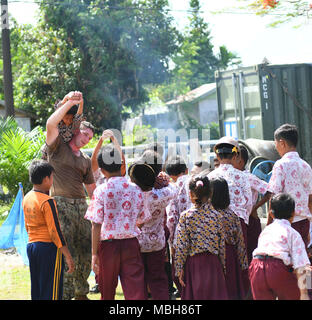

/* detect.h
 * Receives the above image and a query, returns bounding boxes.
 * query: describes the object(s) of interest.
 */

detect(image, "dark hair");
[274,123,298,147]
[144,143,164,158]
[189,175,211,207]
[210,178,230,210]
[270,193,295,220]
[165,156,187,176]
[215,143,238,160]
[141,150,162,177]
[80,121,95,134]
[239,145,249,167]
[29,160,54,185]
[129,162,156,191]
[100,144,122,173]
[54,99,78,115]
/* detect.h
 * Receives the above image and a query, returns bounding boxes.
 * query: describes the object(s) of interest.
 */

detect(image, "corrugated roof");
[166,83,216,106]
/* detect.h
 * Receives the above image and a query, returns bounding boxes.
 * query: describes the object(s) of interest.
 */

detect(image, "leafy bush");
[0,117,45,197]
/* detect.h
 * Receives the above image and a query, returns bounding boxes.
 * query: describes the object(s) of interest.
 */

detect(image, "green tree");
[35,0,179,131]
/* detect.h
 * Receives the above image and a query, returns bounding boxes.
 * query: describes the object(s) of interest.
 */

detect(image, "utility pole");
[1,0,14,118]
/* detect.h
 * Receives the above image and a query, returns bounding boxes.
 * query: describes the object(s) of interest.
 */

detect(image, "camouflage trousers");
[54,196,91,300]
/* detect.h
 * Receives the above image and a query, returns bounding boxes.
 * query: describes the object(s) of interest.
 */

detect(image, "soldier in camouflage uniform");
[45,92,96,300]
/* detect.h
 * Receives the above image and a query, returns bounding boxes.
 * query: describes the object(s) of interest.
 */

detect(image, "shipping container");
[215,63,312,165]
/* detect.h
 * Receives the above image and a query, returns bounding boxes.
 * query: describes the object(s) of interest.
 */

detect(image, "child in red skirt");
[210,177,248,300]
[249,193,311,300]
[174,175,228,300]
[84,144,155,300]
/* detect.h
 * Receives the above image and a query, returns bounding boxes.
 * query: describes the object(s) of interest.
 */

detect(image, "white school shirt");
[253,219,310,269]
[166,175,192,246]
[84,176,151,240]
[137,183,176,253]
[244,169,268,207]
[208,164,253,225]
[267,152,312,223]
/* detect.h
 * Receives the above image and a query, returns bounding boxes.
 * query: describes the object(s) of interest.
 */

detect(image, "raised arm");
[46,91,82,146]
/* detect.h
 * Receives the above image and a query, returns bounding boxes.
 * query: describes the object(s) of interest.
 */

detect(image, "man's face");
[73,128,94,149]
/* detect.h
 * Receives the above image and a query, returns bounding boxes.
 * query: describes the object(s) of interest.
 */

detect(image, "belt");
[254,254,277,260]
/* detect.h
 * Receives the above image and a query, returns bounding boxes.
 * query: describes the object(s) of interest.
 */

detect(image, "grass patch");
[0,263,125,300]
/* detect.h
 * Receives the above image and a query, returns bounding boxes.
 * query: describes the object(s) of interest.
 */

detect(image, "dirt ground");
[0,248,24,272]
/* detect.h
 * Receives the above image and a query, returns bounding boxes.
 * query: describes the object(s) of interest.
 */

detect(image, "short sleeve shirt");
[208,164,253,225]
[268,152,312,222]
[84,176,151,240]
[253,219,310,269]
[46,136,95,199]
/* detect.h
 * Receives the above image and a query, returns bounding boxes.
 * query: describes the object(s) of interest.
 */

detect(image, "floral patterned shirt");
[137,183,176,253]
[84,176,151,240]
[166,175,192,246]
[208,164,253,225]
[174,203,226,277]
[219,208,248,270]
[267,152,312,222]
[253,219,310,269]
[244,170,269,207]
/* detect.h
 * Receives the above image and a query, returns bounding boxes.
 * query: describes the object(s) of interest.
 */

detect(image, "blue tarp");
[0,183,29,265]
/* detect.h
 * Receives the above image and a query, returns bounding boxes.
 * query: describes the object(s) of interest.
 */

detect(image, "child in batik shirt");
[211,177,248,300]
[42,91,84,160]
[174,175,228,300]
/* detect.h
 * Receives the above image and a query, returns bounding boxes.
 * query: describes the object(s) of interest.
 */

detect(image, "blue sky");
[7,0,312,67]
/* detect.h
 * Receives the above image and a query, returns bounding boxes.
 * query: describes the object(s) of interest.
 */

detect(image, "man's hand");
[92,254,99,275]
[102,129,115,141]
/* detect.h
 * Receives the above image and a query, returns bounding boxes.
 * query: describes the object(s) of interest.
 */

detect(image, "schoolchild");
[23,160,74,300]
[174,175,228,300]
[136,150,176,300]
[249,193,311,300]
[267,124,312,248]
[84,144,153,300]
[210,177,248,300]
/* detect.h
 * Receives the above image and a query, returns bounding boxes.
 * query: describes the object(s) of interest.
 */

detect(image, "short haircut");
[210,178,230,210]
[129,162,156,191]
[100,144,122,173]
[274,123,298,147]
[165,155,187,176]
[141,150,162,177]
[239,145,249,166]
[144,143,164,158]
[29,160,54,185]
[80,121,95,134]
[194,161,210,170]
[270,193,295,220]
[215,143,238,160]
[189,175,211,207]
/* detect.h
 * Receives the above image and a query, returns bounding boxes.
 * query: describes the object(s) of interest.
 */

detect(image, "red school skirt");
[181,251,228,300]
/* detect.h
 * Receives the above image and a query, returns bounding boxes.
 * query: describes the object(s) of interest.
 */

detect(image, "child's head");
[29,160,54,190]
[129,162,156,191]
[144,143,164,158]
[140,150,162,177]
[214,136,240,165]
[210,178,230,211]
[99,144,122,177]
[274,124,298,156]
[165,155,188,181]
[234,145,249,171]
[54,99,78,127]
[188,175,211,208]
[190,161,210,176]
[269,193,295,221]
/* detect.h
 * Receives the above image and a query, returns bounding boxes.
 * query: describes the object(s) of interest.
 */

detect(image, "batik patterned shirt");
[208,164,253,225]
[137,183,176,252]
[219,208,248,270]
[166,175,192,246]
[244,170,269,207]
[174,203,226,277]
[268,152,312,222]
[84,176,151,240]
[253,219,310,269]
